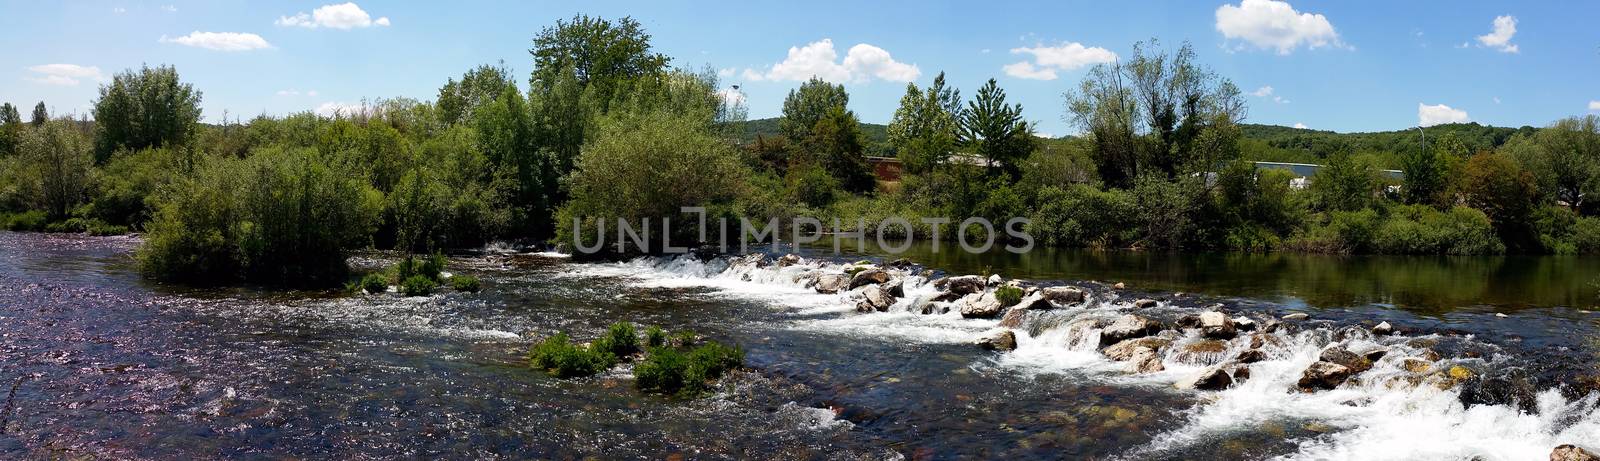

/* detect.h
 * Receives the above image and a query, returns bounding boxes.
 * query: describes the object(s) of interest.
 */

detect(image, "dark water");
[2,231,1598,460]
[813,239,1600,313]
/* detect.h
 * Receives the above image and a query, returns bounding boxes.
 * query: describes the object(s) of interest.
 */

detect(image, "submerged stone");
[976,330,1018,352]
[1099,314,1162,346]
[1298,361,1354,390]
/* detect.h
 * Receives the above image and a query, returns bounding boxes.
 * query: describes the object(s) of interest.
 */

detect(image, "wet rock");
[1177,314,1202,329]
[976,330,1017,352]
[930,291,965,303]
[1199,311,1237,340]
[856,285,894,312]
[1175,367,1233,391]
[1401,358,1433,373]
[998,309,1028,328]
[1260,319,1283,333]
[777,254,802,267]
[1248,333,1284,350]
[946,275,985,295]
[1362,348,1388,362]
[1282,313,1310,321]
[1231,366,1251,384]
[1132,298,1158,309]
[1551,444,1600,461]
[848,269,891,289]
[1372,321,1394,336]
[886,258,912,268]
[1036,286,1087,308]
[959,294,1005,318]
[1099,314,1162,346]
[1173,339,1230,365]
[987,274,1003,286]
[1113,282,1126,290]
[1103,337,1173,361]
[1126,347,1165,373]
[1235,349,1267,364]
[1298,361,1354,390]
[1460,369,1538,414]
[732,253,770,268]
[883,279,905,298]
[1319,347,1374,374]
[813,274,850,294]
[1232,316,1257,332]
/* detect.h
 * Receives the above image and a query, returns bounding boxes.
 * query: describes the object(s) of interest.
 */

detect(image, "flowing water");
[1,231,1598,460]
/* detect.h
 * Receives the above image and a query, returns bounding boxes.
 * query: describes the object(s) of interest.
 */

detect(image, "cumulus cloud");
[1249,85,1289,103]
[1589,100,1600,111]
[160,31,273,51]
[1293,122,1308,129]
[25,64,105,86]
[1003,42,1117,80]
[277,2,390,29]
[1475,15,1518,53]
[277,89,318,96]
[113,7,126,14]
[1418,103,1469,127]
[742,39,919,83]
[162,4,177,12]
[315,101,366,117]
[716,88,746,107]
[1215,0,1344,54]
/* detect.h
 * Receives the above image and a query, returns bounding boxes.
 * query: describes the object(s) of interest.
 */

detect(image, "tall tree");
[1400,134,1453,207]
[0,103,21,156]
[780,77,849,142]
[436,63,516,126]
[1506,115,1600,213]
[800,106,874,194]
[30,102,47,127]
[1462,152,1539,251]
[528,14,669,113]
[958,79,1034,178]
[19,120,93,219]
[91,65,202,163]
[887,72,959,174]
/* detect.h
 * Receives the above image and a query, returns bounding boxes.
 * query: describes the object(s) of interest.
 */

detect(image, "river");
[1,231,1597,459]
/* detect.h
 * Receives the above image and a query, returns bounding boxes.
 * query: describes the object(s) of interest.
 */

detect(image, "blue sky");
[3,0,1598,136]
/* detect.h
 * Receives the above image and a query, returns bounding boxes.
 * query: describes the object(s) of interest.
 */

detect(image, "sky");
[2,0,1598,137]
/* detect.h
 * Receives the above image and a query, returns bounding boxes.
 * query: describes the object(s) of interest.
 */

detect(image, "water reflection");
[815,240,1600,312]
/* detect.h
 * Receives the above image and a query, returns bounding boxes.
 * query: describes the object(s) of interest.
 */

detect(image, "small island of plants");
[529,321,745,397]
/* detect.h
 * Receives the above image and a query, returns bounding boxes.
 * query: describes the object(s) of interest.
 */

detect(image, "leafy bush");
[1573,217,1600,254]
[449,275,481,292]
[394,253,447,283]
[591,321,639,358]
[530,332,616,379]
[400,275,436,296]
[635,340,744,396]
[645,325,667,348]
[1370,205,1503,255]
[360,273,388,294]
[1,210,48,231]
[1027,184,1137,248]
[995,285,1024,307]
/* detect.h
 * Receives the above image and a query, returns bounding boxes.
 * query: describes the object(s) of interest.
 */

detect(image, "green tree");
[0,103,21,156]
[30,102,47,127]
[528,14,669,113]
[1462,152,1539,251]
[887,72,959,174]
[91,65,203,163]
[1508,115,1600,213]
[801,106,875,194]
[958,79,1035,178]
[1312,152,1384,212]
[1400,133,1454,207]
[780,77,849,142]
[436,63,516,126]
[17,119,93,219]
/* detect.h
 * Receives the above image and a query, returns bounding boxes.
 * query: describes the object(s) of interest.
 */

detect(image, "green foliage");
[91,147,189,228]
[449,275,481,292]
[528,15,670,114]
[635,340,743,397]
[1312,152,1386,212]
[1505,115,1600,212]
[800,106,875,194]
[1,210,47,231]
[645,325,667,348]
[1462,152,1539,251]
[1027,184,1139,248]
[13,120,93,219]
[1132,175,1202,249]
[958,78,1035,179]
[401,275,436,296]
[0,103,21,157]
[530,332,616,379]
[995,285,1024,307]
[1287,205,1502,255]
[591,321,639,358]
[360,273,388,294]
[1399,134,1455,207]
[888,72,960,174]
[91,65,202,163]
[786,163,840,208]
[1573,217,1600,254]
[780,77,850,142]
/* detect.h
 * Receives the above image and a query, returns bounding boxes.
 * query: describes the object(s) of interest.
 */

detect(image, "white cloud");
[162,4,177,12]
[1215,0,1344,54]
[277,89,298,96]
[277,2,390,29]
[1475,15,1518,53]
[1249,85,1289,103]
[315,101,365,117]
[1418,103,1469,127]
[1003,42,1117,81]
[307,90,319,97]
[981,48,992,54]
[113,7,126,14]
[1589,100,1600,111]
[160,31,273,51]
[1293,122,1308,129]
[716,88,746,107]
[742,39,919,83]
[24,64,105,86]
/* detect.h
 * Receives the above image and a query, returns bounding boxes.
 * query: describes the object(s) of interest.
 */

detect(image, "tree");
[887,72,959,174]
[1507,115,1600,213]
[1312,152,1384,212]
[1462,152,1539,250]
[801,106,874,194]
[528,14,669,113]
[17,120,93,219]
[0,103,21,156]
[780,77,849,142]
[958,79,1034,178]
[30,102,47,127]
[1400,133,1454,207]
[92,65,203,163]
[437,63,516,126]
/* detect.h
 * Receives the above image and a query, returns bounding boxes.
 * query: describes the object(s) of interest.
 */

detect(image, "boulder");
[986,274,1003,286]
[998,309,1028,328]
[1199,311,1237,340]
[1232,316,1257,332]
[1172,339,1230,365]
[848,269,891,289]
[1126,347,1166,373]
[1231,366,1251,384]
[1099,314,1162,346]
[813,274,850,294]
[886,258,912,268]
[776,254,802,267]
[1235,349,1267,364]
[1362,348,1388,362]
[1551,445,1600,461]
[1319,347,1374,374]
[946,275,986,295]
[1103,337,1173,361]
[959,294,1005,318]
[1372,321,1394,336]
[1175,367,1234,391]
[976,330,1018,352]
[731,253,769,268]
[1039,286,1088,307]
[1133,298,1159,309]
[883,279,905,298]
[930,291,965,303]
[858,285,894,312]
[1113,282,1126,290]
[1282,313,1310,321]
[1400,358,1432,373]
[1298,361,1354,390]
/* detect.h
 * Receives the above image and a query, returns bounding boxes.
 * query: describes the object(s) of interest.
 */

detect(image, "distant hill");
[739,117,889,147]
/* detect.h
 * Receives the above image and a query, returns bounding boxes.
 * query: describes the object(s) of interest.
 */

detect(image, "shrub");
[1370,205,1503,255]
[530,332,615,379]
[2,210,48,231]
[645,326,667,348]
[449,275,481,292]
[995,285,1024,307]
[1573,217,1600,254]
[360,273,388,294]
[635,340,744,396]
[400,275,436,296]
[591,321,639,358]
[1027,184,1138,248]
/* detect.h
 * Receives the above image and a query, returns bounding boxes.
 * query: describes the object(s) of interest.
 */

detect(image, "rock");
[1235,349,1267,364]
[1551,444,1600,461]
[731,253,770,268]
[1133,298,1159,309]
[1362,348,1388,362]
[1248,333,1285,350]
[998,309,1028,328]
[976,330,1017,351]
[1113,282,1126,290]
[883,279,905,298]
[1177,314,1202,329]
[886,258,912,268]
[1099,314,1162,346]
[1103,337,1173,361]
[1126,347,1166,373]
[959,294,1005,318]
[987,274,1003,286]
[776,254,802,267]
[1231,366,1251,384]
[930,291,965,303]
[1282,313,1310,321]
[1371,321,1394,336]
[1298,362,1354,390]
[1175,367,1234,391]
[813,274,850,294]
[1401,358,1432,373]
[848,269,891,289]
[859,285,893,312]
[1038,286,1087,307]
[1013,292,1047,310]
[1199,311,1237,340]
[946,276,985,295]
[1319,347,1374,374]
[1261,319,1283,333]
[1172,339,1230,365]
[1232,316,1257,332]
[1459,369,1538,414]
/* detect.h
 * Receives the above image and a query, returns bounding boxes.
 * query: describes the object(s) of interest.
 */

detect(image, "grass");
[529,332,617,378]
[635,340,744,397]
[995,285,1024,306]
[527,322,745,398]
[400,274,436,296]
[449,275,481,292]
[360,273,388,294]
